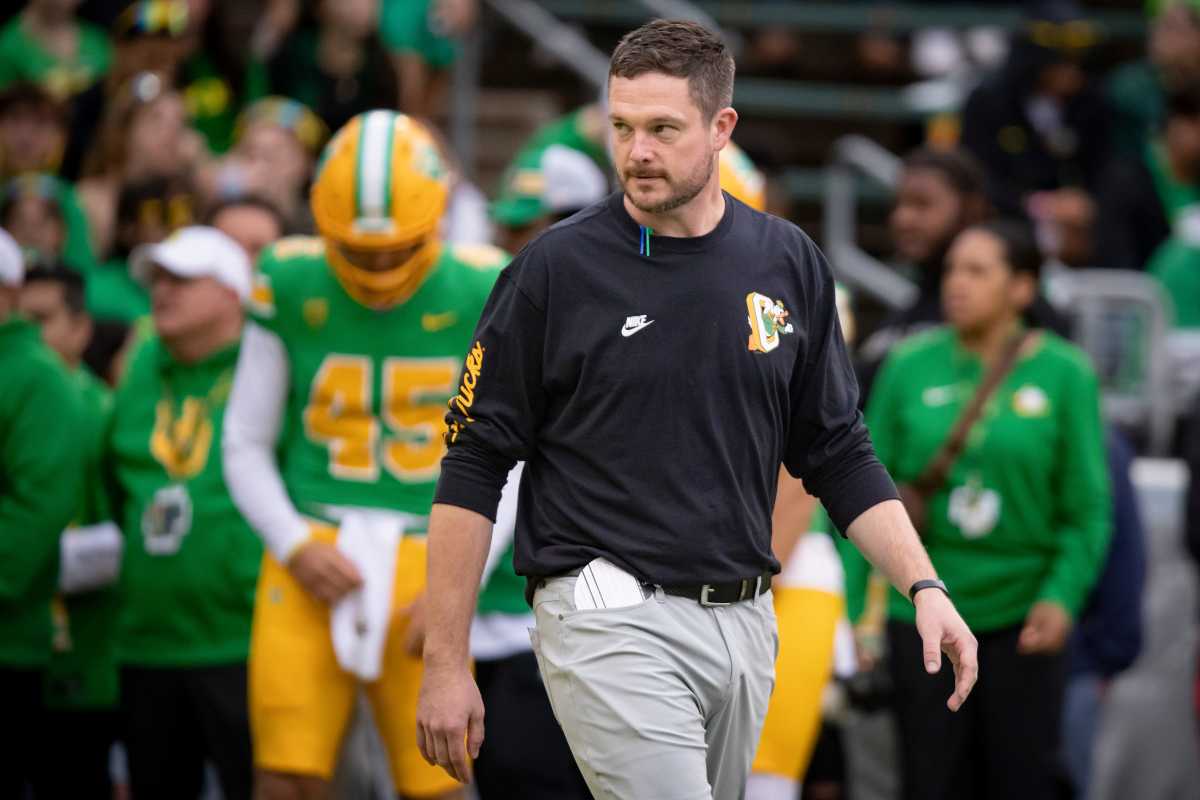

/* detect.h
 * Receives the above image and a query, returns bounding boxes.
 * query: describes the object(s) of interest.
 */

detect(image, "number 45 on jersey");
[303,355,459,483]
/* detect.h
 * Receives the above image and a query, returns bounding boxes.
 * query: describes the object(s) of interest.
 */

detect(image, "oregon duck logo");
[746,292,795,353]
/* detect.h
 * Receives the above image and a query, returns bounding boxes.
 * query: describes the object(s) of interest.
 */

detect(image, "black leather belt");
[661,572,773,607]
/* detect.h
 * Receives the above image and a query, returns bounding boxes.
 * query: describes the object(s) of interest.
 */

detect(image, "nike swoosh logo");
[422,311,458,332]
[621,319,655,337]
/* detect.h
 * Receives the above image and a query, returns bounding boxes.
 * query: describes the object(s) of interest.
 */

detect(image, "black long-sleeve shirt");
[435,191,897,586]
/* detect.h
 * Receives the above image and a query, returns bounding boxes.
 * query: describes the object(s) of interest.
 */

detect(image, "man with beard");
[417,19,978,800]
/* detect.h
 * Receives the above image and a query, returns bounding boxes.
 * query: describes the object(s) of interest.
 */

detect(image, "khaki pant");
[531,575,778,800]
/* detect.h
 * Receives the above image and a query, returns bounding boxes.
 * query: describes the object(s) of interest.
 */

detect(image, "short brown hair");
[609,19,735,121]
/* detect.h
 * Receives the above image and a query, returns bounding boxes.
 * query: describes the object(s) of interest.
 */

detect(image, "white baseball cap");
[130,226,252,300]
[0,227,23,287]
[540,144,609,215]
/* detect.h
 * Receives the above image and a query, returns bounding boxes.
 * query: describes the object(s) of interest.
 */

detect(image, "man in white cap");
[491,143,611,254]
[0,227,86,797]
[107,226,261,800]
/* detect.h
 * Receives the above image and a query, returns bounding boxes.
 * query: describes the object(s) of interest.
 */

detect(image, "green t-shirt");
[86,258,150,323]
[249,237,505,524]
[182,53,270,155]
[0,16,111,100]
[46,367,120,709]
[379,0,458,68]
[0,317,84,666]
[108,336,262,666]
[846,328,1111,632]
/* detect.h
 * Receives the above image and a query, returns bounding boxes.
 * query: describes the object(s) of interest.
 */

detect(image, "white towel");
[330,510,401,682]
[59,522,123,595]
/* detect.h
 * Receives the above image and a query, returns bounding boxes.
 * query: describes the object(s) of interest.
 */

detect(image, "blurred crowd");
[1,0,1199,799]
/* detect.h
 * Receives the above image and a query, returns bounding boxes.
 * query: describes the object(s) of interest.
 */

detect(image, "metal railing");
[821,135,915,309]
[1050,270,1176,456]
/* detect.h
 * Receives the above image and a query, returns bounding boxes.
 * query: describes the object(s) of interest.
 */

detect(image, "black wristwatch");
[908,579,950,604]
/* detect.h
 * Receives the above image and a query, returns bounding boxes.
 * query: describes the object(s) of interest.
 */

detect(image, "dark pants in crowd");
[0,667,49,798]
[122,663,253,800]
[473,650,592,800]
[40,708,118,797]
[888,620,1066,800]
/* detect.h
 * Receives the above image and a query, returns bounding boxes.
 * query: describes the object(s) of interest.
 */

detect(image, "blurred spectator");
[1035,184,1095,269]
[206,194,286,262]
[1108,1,1200,158]
[856,147,1069,402]
[202,95,327,231]
[1096,84,1200,271]
[1061,427,1146,800]
[381,0,477,117]
[18,261,123,799]
[0,227,86,797]
[1146,225,1200,327]
[0,0,112,102]
[959,2,1109,217]
[0,82,67,178]
[492,143,609,254]
[268,0,398,133]
[108,226,259,799]
[107,0,192,87]
[1,172,97,272]
[846,219,1111,800]
[87,173,199,323]
[178,0,271,154]
[77,71,204,259]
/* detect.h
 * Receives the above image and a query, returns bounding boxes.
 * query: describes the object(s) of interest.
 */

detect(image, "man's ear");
[713,107,738,150]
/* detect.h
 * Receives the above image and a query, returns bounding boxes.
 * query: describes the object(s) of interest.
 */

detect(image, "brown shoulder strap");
[911,330,1033,497]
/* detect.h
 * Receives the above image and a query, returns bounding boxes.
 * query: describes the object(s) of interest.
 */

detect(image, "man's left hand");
[914,588,978,712]
[1018,600,1072,655]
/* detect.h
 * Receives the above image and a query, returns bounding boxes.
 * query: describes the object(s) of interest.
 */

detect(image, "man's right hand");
[416,663,485,784]
[286,540,362,604]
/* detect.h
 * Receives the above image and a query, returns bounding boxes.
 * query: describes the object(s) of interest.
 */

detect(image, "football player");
[223,110,505,800]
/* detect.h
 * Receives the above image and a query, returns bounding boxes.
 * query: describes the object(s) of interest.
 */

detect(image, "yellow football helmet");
[311,110,449,307]
[719,142,767,212]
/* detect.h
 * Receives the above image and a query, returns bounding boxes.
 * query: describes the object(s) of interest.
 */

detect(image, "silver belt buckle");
[699,584,731,607]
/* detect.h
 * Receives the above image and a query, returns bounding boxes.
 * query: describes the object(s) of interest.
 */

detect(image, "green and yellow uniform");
[844,328,1111,631]
[245,235,504,791]
[108,336,261,666]
[46,367,120,709]
[0,317,84,666]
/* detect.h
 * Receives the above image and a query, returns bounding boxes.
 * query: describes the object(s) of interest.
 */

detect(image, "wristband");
[908,578,949,604]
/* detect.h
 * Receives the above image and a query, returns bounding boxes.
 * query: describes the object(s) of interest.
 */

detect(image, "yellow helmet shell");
[719,142,767,212]
[311,111,449,251]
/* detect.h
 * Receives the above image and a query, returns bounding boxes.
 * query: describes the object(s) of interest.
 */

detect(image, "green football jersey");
[249,236,507,528]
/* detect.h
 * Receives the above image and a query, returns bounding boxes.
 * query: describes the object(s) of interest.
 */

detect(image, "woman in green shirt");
[854,220,1111,800]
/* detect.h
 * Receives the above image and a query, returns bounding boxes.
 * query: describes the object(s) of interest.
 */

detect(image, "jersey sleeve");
[0,356,84,602]
[782,233,898,534]
[223,322,312,563]
[434,248,548,521]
